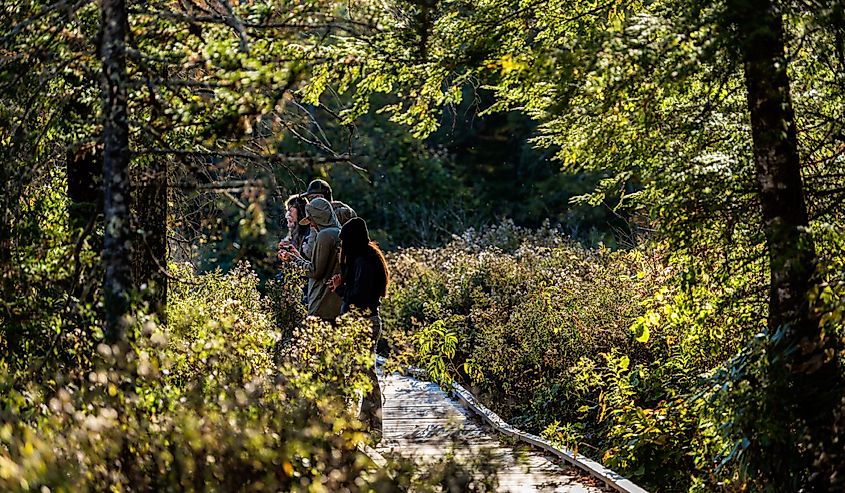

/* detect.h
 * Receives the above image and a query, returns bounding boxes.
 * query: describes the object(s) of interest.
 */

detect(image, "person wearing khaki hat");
[280,197,342,320]
[300,179,357,258]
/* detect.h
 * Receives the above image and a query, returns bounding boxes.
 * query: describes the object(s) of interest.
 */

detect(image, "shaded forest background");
[197,90,626,277]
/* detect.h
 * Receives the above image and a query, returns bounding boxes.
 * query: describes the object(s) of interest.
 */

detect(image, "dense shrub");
[381,222,789,491]
[0,263,393,491]
[1,260,508,492]
[383,221,665,419]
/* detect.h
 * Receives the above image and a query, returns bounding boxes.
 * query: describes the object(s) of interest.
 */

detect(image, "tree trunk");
[732,0,839,488]
[132,159,167,322]
[100,0,132,342]
[67,141,103,230]
[739,2,813,332]
[0,162,9,267]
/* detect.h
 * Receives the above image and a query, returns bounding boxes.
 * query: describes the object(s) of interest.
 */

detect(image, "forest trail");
[375,368,611,492]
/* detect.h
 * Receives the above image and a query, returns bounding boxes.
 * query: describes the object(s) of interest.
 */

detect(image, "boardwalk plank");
[376,369,609,493]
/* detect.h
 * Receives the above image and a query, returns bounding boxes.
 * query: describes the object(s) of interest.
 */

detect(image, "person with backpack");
[328,217,389,436]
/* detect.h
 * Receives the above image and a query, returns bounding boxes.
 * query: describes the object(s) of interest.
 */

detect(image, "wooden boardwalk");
[376,369,610,492]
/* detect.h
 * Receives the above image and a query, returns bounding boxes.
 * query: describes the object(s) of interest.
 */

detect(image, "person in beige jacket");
[279,197,342,320]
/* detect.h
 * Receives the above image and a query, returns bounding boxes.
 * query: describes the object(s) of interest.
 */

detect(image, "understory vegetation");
[1,264,376,491]
[383,222,845,492]
[0,264,498,492]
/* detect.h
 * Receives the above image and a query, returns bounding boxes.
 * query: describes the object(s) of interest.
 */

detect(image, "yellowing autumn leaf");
[635,325,650,343]
[500,54,526,75]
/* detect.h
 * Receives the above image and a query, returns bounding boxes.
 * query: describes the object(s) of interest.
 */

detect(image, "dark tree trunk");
[732,0,840,488]
[0,162,9,266]
[100,0,132,342]
[132,159,167,322]
[738,2,813,333]
[67,141,103,230]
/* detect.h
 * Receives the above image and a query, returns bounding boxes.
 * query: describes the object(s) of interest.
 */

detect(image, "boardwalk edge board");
[351,388,392,472]
[359,443,389,470]
[376,356,650,493]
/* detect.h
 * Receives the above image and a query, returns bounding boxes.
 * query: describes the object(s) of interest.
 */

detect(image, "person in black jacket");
[329,217,389,436]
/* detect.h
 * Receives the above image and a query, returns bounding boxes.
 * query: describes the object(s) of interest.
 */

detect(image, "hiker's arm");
[299,233,334,280]
[301,231,315,258]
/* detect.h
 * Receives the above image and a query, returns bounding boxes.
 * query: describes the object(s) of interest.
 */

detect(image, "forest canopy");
[2,0,844,491]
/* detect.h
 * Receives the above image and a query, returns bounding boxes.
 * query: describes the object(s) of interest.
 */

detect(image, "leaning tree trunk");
[732,0,839,488]
[100,0,132,342]
[739,0,813,334]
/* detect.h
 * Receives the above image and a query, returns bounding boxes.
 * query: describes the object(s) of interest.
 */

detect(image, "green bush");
[383,222,663,422]
[0,264,389,492]
[1,260,510,492]
[381,222,801,491]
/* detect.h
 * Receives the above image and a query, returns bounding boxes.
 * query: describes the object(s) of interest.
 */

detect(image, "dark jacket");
[337,252,384,315]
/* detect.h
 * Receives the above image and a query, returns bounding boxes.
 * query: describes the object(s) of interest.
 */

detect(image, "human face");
[285,206,298,230]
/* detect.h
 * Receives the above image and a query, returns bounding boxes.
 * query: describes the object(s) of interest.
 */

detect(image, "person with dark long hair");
[329,217,389,437]
[278,194,308,255]
[277,194,311,303]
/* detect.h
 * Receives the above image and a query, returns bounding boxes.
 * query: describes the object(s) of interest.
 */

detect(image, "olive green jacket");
[296,199,342,320]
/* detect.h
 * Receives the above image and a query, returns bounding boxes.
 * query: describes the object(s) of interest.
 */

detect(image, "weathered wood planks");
[376,369,610,492]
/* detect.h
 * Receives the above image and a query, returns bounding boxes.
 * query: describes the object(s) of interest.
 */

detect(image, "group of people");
[277,179,389,436]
